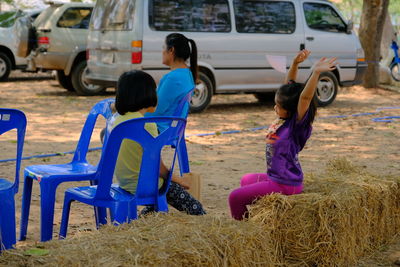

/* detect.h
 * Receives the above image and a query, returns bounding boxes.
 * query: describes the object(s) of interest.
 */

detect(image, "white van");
[85,0,366,112]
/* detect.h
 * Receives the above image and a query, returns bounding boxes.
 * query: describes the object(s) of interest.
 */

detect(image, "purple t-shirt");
[265,111,312,186]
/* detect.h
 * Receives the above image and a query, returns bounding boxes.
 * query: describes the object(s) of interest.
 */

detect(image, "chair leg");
[128,200,138,222]
[39,182,58,242]
[19,175,33,241]
[156,197,169,213]
[112,202,129,225]
[90,180,107,227]
[178,138,190,174]
[0,191,16,250]
[94,207,108,229]
[59,194,73,240]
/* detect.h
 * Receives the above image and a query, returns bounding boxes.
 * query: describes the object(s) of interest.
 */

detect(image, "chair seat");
[0,178,13,191]
[66,184,134,205]
[25,163,97,180]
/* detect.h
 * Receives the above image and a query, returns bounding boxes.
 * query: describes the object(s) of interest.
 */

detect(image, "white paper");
[266,55,287,74]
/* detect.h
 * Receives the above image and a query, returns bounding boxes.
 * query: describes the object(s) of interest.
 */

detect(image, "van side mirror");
[346,20,353,34]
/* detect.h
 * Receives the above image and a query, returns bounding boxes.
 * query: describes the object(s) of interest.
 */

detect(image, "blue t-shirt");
[146,68,194,132]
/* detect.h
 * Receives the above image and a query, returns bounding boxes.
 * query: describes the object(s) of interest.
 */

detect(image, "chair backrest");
[173,88,195,118]
[93,117,186,203]
[72,98,115,163]
[0,109,27,193]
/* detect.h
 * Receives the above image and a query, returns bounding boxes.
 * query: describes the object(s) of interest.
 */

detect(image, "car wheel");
[190,72,213,113]
[0,52,12,82]
[254,92,275,103]
[390,62,400,81]
[314,72,338,107]
[71,60,106,96]
[55,70,74,91]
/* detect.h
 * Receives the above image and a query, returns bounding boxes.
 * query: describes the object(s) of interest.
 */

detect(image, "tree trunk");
[359,0,390,88]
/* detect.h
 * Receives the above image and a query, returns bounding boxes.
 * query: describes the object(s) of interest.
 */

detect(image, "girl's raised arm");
[285,49,311,84]
[297,57,337,121]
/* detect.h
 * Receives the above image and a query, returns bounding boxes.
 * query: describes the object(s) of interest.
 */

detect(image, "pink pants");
[228,173,303,220]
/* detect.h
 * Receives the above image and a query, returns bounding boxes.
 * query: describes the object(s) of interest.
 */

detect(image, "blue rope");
[1,106,399,163]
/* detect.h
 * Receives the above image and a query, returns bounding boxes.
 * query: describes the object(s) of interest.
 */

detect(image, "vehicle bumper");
[84,68,117,88]
[341,61,368,87]
[29,51,69,71]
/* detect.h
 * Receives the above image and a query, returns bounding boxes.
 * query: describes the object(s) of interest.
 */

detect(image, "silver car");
[16,2,104,95]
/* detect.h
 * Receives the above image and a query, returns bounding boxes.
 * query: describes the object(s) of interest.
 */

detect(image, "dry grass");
[249,158,400,266]
[1,158,399,266]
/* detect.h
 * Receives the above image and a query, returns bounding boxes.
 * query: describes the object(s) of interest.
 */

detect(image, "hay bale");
[248,158,400,266]
[0,215,279,267]
[1,158,399,266]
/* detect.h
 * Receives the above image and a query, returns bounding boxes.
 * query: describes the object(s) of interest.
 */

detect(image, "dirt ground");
[1,71,400,266]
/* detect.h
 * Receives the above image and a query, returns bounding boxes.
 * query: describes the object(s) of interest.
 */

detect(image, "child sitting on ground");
[112,70,205,215]
[228,50,337,220]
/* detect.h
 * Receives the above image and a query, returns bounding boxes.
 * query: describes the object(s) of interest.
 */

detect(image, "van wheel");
[56,70,74,91]
[389,62,400,81]
[314,72,338,107]
[0,52,12,81]
[190,72,213,113]
[254,92,275,103]
[71,60,106,95]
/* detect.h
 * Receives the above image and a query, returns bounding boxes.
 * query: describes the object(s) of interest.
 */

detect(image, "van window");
[303,3,346,33]
[57,8,92,29]
[234,1,295,34]
[90,0,135,31]
[149,0,231,32]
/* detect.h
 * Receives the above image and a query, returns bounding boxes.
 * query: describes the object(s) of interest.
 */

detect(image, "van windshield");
[90,0,135,31]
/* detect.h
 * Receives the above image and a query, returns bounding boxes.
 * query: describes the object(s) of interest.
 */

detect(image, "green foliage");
[335,0,399,32]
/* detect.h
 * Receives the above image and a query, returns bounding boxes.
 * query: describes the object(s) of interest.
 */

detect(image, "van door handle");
[306,36,314,41]
[300,44,305,50]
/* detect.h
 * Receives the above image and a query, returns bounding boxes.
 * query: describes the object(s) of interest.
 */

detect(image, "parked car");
[85,0,367,112]
[0,9,42,81]
[15,2,104,95]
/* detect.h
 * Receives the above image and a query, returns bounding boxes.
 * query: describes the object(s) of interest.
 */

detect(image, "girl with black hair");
[113,70,205,216]
[228,50,337,220]
[146,33,198,132]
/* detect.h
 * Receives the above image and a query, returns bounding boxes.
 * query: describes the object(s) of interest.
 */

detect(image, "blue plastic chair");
[0,109,26,251]
[59,117,186,239]
[173,88,194,175]
[19,98,114,242]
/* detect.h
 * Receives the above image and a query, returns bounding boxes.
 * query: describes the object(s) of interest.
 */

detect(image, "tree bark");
[359,0,390,88]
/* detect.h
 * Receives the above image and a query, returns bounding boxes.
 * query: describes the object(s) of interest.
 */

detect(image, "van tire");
[55,70,74,91]
[314,72,338,107]
[0,52,12,81]
[190,72,213,113]
[71,60,106,95]
[254,92,275,103]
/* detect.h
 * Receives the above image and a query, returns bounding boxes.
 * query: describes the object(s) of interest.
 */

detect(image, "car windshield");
[90,0,135,31]
[0,10,24,27]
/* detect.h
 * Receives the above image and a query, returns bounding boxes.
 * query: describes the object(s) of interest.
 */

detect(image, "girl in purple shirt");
[229,50,337,220]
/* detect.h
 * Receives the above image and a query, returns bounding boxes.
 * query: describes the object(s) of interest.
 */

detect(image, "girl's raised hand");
[293,49,311,64]
[312,57,337,73]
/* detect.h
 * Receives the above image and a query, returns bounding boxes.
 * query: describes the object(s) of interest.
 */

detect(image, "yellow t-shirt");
[112,112,159,194]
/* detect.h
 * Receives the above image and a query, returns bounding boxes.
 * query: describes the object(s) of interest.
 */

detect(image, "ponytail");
[165,33,198,82]
[188,39,198,82]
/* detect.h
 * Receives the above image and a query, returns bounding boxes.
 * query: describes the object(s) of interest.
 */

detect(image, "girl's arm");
[297,57,337,121]
[285,50,311,84]
[159,160,190,189]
